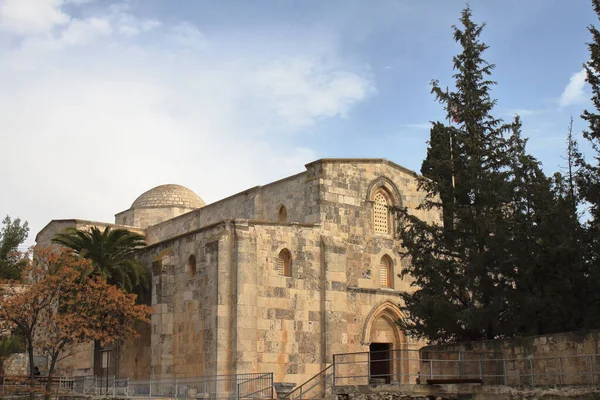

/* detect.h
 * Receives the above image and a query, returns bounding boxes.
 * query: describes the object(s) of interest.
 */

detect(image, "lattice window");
[373,191,390,234]
[380,256,393,288]
[278,249,292,277]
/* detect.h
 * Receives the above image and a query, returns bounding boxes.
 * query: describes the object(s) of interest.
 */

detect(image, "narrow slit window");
[188,254,197,276]
[380,256,393,288]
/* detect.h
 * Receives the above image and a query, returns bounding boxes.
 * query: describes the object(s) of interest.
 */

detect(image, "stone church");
[36,158,440,386]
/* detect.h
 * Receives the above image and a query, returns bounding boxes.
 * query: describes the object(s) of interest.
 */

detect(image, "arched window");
[277,249,292,277]
[188,254,197,277]
[278,205,287,223]
[373,190,390,234]
[380,255,393,288]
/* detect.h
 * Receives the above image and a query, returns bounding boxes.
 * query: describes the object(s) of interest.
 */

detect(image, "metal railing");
[332,349,600,388]
[0,375,73,396]
[237,373,273,399]
[282,365,333,400]
[65,372,273,399]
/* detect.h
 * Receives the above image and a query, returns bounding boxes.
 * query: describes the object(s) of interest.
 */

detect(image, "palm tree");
[52,226,149,378]
[52,226,149,294]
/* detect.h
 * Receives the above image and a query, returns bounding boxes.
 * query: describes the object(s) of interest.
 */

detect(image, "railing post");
[175,377,178,399]
[367,352,371,384]
[332,354,337,392]
[235,373,239,400]
[429,359,433,379]
[502,356,507,386]
[594,355,597,387]
[529,358,534,387]
[148,378,152,399]
[113,375,116,397]
[479,355,483,382]
[558,356,564,385]
[590,355,595,385]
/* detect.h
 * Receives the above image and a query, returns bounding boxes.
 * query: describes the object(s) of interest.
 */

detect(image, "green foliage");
[576,0,600,328]
[0,336,23,375]
[397,7,591,344]
[52,226,149,295]
[0,216,29,280]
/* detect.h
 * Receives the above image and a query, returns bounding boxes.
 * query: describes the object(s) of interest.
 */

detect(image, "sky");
[0,0,597,247]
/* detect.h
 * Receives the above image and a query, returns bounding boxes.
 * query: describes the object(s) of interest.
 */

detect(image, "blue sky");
[0,0,596,245]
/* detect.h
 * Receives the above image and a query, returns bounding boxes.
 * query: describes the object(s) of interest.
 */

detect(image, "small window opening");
[188,254,197,276]
[278,249,292,277]
[278,205,288,223]
[380,255,393,288]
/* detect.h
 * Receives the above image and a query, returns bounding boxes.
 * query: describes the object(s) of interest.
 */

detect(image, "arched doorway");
[362,301,409,384]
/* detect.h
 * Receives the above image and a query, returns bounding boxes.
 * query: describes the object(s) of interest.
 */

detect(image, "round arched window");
[277,249,292,277]
[278,205,287,223]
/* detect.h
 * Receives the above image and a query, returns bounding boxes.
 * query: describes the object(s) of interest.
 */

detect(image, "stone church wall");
[144,169,318,245]
[257,171,320,223]
[36,158,442,386]
[137,223,225,379]
[314,159,434,350]
[233,221,323,383]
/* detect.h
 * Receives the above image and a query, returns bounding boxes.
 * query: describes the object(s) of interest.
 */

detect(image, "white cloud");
[0,0,373,245]
[254,57,374,129]
[559,68,587,108]
[58,17,112,45]
[401,123,431,130]
[168,22,210,49]
[0,0,70,36]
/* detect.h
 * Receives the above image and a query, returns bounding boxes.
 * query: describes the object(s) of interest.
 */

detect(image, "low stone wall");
[420,330,600,387]
[333,383,600,400]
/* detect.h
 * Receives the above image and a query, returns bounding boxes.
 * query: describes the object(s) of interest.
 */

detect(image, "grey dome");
[131,184,205,209]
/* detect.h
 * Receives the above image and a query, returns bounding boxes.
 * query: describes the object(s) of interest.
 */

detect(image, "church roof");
[131,184,205,209]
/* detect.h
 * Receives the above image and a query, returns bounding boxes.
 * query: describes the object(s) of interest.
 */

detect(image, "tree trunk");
[27,341,35,400]
[44,354,59,400]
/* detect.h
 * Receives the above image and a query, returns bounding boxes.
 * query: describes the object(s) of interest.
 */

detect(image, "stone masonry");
[36,158,441,387]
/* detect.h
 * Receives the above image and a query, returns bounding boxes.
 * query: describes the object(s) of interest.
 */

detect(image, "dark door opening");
[369,343,392,384]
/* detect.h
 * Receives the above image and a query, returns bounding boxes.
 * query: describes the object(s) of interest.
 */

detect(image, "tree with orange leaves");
[0,247,152,400]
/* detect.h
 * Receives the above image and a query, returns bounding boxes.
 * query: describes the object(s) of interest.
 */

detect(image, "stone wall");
[115,206,198,229]
[421,330,600,386]
[117,159,437,386]
[116,321,152,379]
[233,221,323,383]
[136,223,225,379]
[258,171,320,223]
[36,159,441,385]
[35,219,144,247]
[143,171,316,245]
[333,384,600,400]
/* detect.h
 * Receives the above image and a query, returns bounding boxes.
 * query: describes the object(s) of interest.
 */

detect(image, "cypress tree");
[398,7,588,343]
[398,7,513,343]
[578,0,600,330]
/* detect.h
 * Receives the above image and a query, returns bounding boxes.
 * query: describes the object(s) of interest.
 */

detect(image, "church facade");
[36,158,440,385]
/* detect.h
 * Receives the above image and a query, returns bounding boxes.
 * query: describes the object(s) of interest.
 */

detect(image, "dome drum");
[131,184,205,210]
